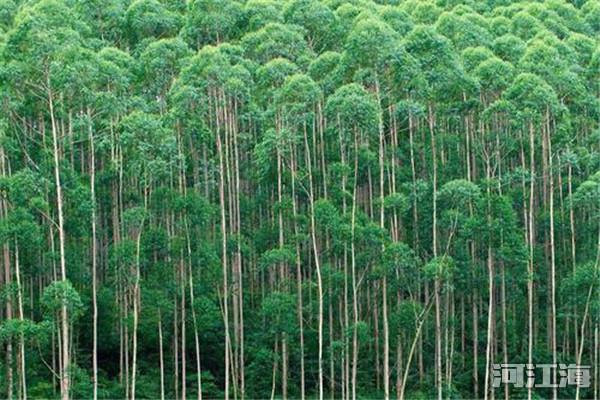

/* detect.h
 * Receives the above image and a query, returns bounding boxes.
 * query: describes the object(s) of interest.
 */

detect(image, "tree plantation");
[0,0,599,399]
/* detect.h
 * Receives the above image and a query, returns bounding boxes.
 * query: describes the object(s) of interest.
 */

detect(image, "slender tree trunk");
[329,285,335,400]
[290,146,305,400]
[174,291,179,400]
[15,246,27,400]
[304,121,324,400]
[568,163,578,357]
[350,132,359,400]
[48,83,70,400]
[546,116,557,400]
[130,209,144,400]
[484,248,494,400]
[371,81,390,400]
[181,257,187,400]
[338,121,350,400]
[374,285,381,392]
[400,300,433,399]
[1,144,14,400]
[428,104,442,400]
[232,101,244,400]
[377,82,389,400]
[484,154,494,400]
[276,124,288,400]
[446,292,455,399]
[270,341,278,400]
[527,121,535,400]
[501,267,509,400]
[89,110,99,400]
[173,277,179,400]
[575,284,595,400]
[187,229,203,400]
[158,312,165,400]
[216,99,231,400]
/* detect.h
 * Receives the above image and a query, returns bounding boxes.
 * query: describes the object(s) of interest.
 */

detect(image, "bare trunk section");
[303,121,324,400]
[89,109,99,400]
[130,201,145,400]
[428,104,442,400]
[527,121,535,400]
[15,246,27,400]
[48,82,70,400]
[158,312,165,400]
[216,95,231,400]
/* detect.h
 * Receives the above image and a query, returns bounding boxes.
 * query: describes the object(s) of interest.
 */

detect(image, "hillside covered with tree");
[0,0,599,399]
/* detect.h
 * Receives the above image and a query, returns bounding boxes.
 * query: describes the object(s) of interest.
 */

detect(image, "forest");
[0,0,599,399]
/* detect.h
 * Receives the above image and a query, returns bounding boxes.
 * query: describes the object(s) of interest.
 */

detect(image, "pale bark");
[158,312,165,400]
[428,104,442,400]
[89,110,98,400]
[216,96,231,400]
[527,122,535,400]
[543,115,557,400]
[130,212,144,400]
[304,121,324,400]
[48,82,70,400]
[15,246,27,400]
[1,144,14,400]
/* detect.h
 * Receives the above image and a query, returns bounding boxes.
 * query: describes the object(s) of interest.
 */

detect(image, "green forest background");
[0,0,599,399]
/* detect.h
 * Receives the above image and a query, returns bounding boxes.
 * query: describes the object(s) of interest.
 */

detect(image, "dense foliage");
[0,0,599,399]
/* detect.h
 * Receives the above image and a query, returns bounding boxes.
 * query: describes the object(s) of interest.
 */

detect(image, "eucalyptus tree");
[404,25,467,400]
[117,109,179,399]
[343,17,400,398]
[504,73,559,400]
[276,73,323,399]
[472,53,516,400]
[326,83,379,400]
